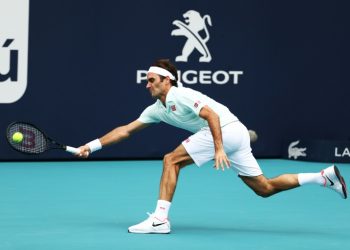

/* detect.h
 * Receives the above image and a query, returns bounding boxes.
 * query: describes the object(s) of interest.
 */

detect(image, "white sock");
[154,200,171,221]
[298,173,325,186]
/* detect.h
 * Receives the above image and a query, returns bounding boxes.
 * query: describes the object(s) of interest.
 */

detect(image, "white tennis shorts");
[182,121,263,177]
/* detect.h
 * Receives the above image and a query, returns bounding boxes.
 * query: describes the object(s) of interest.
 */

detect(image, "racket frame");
[6,121,80,155]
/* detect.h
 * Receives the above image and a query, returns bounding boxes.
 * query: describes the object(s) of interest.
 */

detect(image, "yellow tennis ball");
[12,132,24,143]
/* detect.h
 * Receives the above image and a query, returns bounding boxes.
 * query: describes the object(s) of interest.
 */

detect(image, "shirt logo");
[194,100,201,108]
[171,10,212,63]
[171,105,176,111]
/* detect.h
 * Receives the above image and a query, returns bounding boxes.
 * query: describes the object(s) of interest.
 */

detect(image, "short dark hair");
[152,59,178,86]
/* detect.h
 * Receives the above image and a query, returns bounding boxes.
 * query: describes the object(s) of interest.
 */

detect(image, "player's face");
[146,73,168,99]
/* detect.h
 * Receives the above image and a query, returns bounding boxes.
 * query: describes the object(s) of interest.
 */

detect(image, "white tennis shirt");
[138,86,238,133]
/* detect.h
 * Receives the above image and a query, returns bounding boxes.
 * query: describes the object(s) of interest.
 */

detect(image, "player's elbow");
[118,130,130,140]
[114,126,131,140]
[199,105,219,121]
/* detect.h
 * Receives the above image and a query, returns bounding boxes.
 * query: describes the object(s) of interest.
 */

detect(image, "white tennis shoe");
[321,165,347,199]
[128,213,171,234]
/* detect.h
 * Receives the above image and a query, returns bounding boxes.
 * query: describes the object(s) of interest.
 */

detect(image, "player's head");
[149,59,178,87]
[146,59,179,100]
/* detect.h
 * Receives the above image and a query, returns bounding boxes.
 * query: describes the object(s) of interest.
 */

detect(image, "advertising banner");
[284,139,350,163]
[0,0,349,161]
[0,0,29,103]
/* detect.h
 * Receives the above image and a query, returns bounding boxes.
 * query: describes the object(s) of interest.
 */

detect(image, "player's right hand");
[77,145,90,158]
[213,148,231,171]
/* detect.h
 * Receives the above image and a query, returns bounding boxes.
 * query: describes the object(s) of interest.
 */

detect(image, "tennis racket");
[6,121,80,155]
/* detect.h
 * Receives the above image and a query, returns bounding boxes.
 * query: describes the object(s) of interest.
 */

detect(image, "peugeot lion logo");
[171,10,212,63]
[136,10,244,85]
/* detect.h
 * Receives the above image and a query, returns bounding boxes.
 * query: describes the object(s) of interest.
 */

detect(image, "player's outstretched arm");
[77,120,149,158]
[99,120,149,147]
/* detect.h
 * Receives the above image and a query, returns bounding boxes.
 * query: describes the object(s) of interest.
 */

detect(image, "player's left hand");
[214,148,231,171]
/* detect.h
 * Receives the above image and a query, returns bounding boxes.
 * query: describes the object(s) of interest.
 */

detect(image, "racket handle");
[65,146,81,155]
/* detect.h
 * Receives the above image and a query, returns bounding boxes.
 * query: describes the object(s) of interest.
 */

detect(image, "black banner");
[1,0,349,161]
[283,139,350,163]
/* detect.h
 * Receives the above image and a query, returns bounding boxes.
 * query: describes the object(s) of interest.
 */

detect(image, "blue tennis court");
[0,159,349,250]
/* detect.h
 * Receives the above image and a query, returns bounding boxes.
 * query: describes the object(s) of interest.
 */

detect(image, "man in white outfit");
[77,59,347,234]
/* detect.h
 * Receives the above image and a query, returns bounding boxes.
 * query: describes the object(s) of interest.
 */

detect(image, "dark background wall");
[1,0,349,161]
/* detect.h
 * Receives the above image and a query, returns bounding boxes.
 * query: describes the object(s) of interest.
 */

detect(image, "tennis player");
[77,59,347,234]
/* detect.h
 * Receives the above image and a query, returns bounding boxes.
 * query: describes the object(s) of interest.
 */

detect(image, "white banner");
[0,0,29,103]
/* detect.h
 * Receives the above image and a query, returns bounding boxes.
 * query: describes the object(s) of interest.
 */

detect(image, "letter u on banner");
[0,0,29,103]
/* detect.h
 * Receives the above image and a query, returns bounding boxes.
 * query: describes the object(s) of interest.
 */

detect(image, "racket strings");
[7,122,48,154]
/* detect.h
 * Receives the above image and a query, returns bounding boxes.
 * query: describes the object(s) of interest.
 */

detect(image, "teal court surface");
[0,159,349,250]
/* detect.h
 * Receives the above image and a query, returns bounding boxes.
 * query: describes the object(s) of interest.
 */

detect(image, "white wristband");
[86,139,102,153]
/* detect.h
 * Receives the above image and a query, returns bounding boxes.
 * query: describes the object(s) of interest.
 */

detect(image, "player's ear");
[165,76,171,84]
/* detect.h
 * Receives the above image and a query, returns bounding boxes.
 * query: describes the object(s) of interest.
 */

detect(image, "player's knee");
[254,185,275,198]
[255,190,272,198]
[163,153,178,169]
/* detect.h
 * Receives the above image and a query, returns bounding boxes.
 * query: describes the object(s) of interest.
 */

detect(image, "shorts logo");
[0,0,29,103]
[171,10,212,63]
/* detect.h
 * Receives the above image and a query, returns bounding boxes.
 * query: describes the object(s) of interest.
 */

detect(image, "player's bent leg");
[128,144,194,234]
[160,144,194,201]
[239,174,300,198]
[240,165,347,199]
